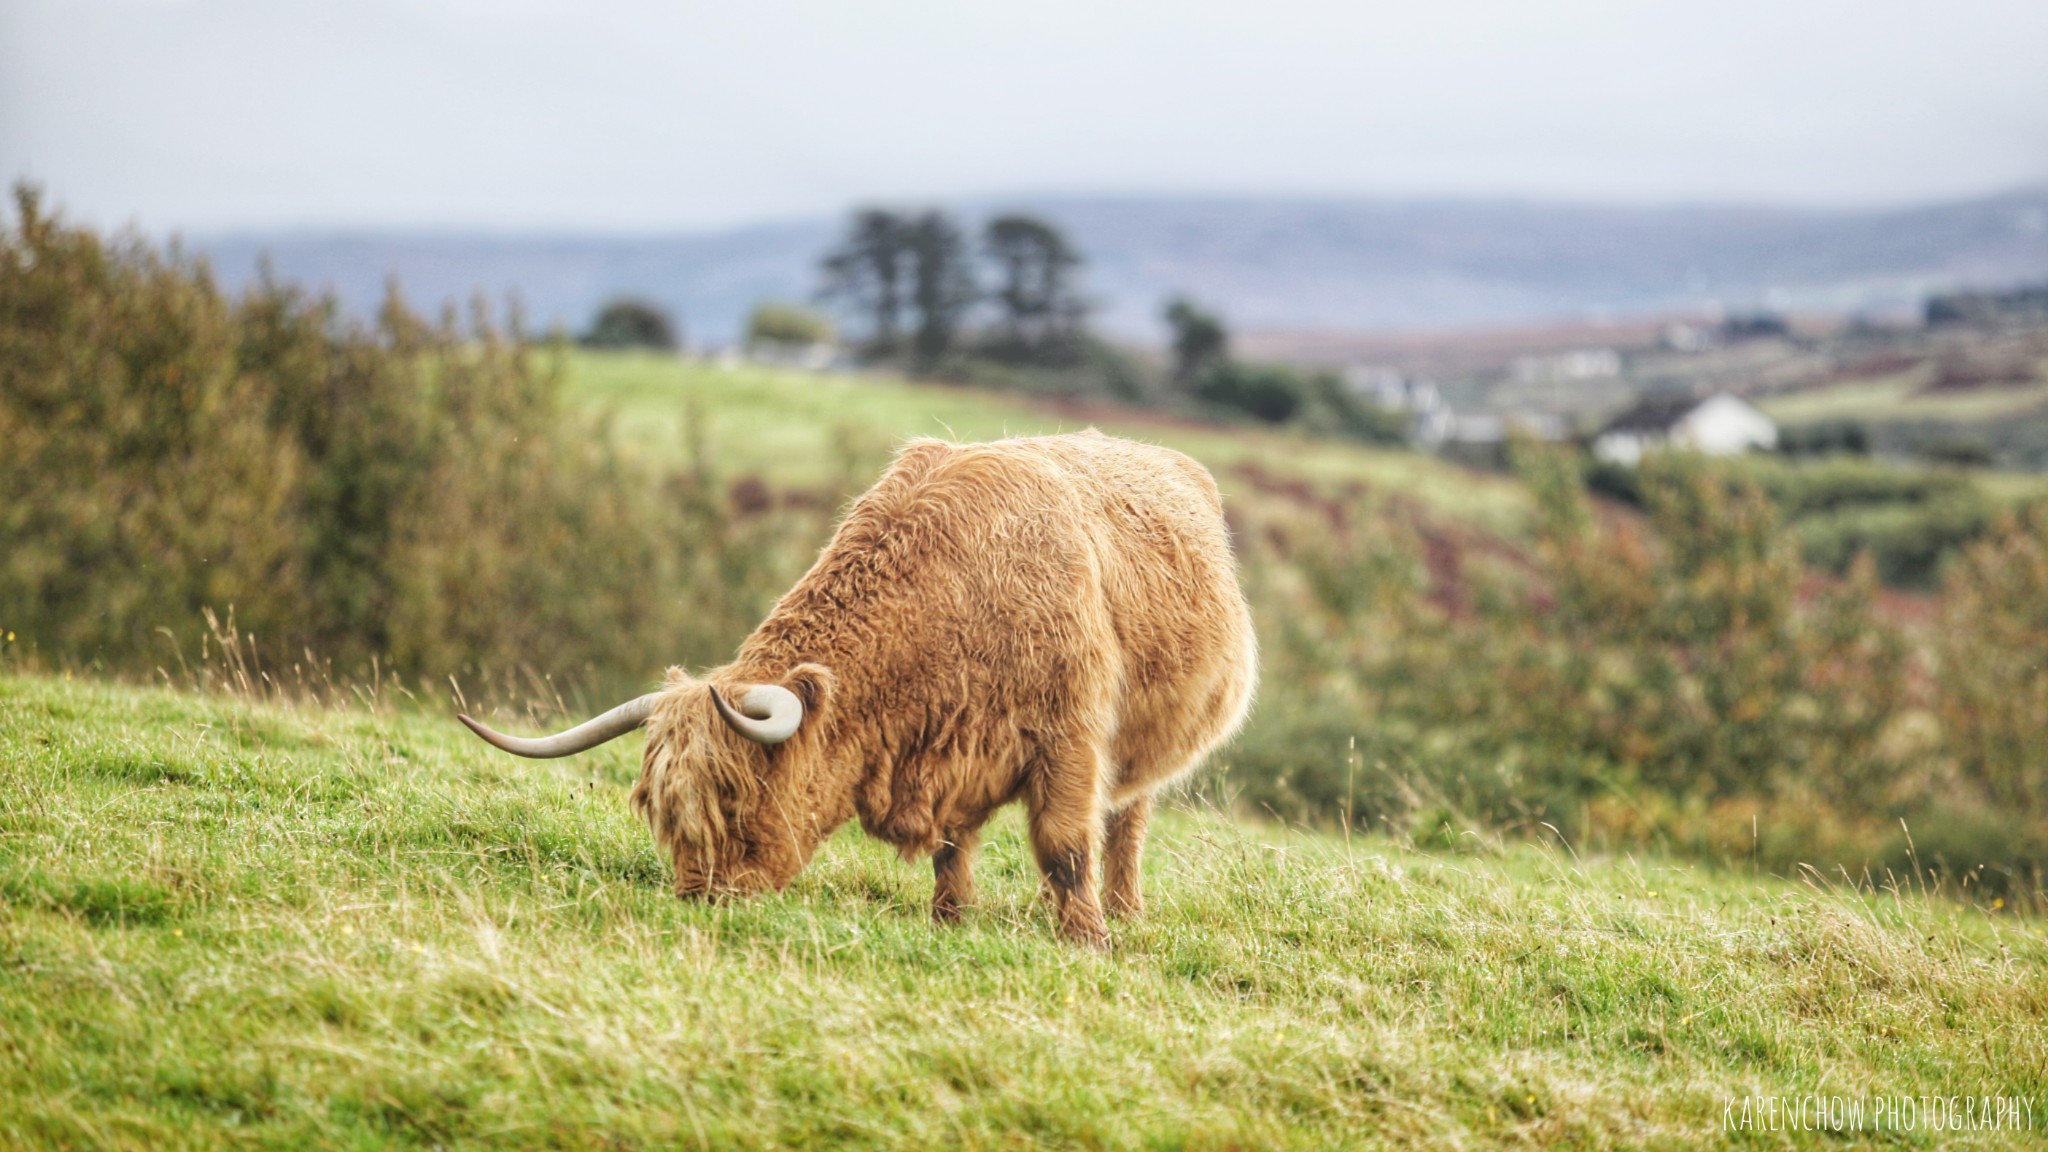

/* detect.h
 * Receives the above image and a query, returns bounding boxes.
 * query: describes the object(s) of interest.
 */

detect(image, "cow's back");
[743,430,1255,827]
[907,431,1256,801]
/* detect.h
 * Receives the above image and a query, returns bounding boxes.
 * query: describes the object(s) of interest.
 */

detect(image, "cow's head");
[457,664,841,898]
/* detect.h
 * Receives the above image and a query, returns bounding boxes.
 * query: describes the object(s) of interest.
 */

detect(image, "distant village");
[1308,282,2048,471]
[1335,320,1781,468]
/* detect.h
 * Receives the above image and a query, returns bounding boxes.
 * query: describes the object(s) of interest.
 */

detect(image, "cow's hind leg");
[931,824,983,924]
[1025,745,1111,950]
[1102,793,1152,919]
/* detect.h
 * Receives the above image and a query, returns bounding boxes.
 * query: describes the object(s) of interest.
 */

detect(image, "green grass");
[1755,369,2048,506]
[1975,471,2048,504]
[560,350,1532,537]
[1760,370,2048,427]
[5,673,2046,1149]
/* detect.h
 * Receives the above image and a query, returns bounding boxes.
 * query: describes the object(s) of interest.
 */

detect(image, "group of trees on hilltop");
[818,208,1088,369]
[813,207,1408,442]
[560,208,1406,445]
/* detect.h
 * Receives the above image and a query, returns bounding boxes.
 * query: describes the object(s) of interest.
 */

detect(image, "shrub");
[1193,362,1304,424]
[1582,458,1644,506]
[1593,454,2000,590]
[580,297,680,351]
[1744,455,1993,587]
[1794,495,1995,588]
[1776,420,1869,457]
[745,302,834,349]
[0,185,812,702]
[1938,505,2048,817]
[1226,443,1916,841]
[1730,455,1969,518]
[1,196,306,664]
[928,337,1148,403]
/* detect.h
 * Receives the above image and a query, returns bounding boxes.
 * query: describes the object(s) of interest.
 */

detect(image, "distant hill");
[192,189,2048,346]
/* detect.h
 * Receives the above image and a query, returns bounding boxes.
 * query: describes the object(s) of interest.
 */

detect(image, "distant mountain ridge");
[193,189,2048,346]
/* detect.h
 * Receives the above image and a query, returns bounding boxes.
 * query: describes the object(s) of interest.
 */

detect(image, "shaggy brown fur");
[629,430,1257,947]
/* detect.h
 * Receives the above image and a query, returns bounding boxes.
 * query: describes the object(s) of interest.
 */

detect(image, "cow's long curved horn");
[712,683,804,745]
[458,693,660,758]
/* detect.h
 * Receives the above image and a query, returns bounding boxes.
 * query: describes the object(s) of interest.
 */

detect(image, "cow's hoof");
[1062,917,1111,952]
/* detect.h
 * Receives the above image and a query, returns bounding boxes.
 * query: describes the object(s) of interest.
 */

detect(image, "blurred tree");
[904,211,979,368]
[0,182,744,693]
[580,297,680,351]
[1940,504,2048,817]
[744,301,835,349]
[1193,361,1304,424]
[819,209,910,357]
[1164,297,1228,392]
[982,214,1086,358]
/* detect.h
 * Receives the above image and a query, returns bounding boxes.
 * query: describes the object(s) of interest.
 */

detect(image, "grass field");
[559,350,1533,537]
[5,673,2045,1149]
[1758,367,2048,428]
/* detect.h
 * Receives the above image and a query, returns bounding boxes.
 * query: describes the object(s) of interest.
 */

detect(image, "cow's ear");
[782,663,835,717]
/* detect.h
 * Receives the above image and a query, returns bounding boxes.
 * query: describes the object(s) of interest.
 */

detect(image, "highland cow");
[459,430,1257,947]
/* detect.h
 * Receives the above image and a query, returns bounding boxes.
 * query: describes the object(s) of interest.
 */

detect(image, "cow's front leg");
[931,825,982,924]
[1026,748,1110,950]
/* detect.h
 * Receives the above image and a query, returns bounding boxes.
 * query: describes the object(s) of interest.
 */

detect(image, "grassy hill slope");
[559,350,1531,537]
[1754,346,2048,475]
[4,674,2044,1149]
[1760,373,2048,428]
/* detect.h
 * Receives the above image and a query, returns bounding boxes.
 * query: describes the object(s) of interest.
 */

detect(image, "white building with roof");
[1592,392,1778,465]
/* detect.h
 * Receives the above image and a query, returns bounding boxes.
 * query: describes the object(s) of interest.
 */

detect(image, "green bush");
[1795,495,1995,588]
[932,336,1148,402]
[744,301,834,348]
[1193,361,1304,423]
[0,185,812,702]
[1227,444,1914,843]
[580,297,680,351]
[1938,505,2048,817]
[1589,454,2001,590]
[1775,420,1869,457]
[1749,456,1973,518]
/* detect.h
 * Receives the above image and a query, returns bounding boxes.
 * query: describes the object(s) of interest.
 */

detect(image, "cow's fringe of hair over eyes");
[633,675,765,860]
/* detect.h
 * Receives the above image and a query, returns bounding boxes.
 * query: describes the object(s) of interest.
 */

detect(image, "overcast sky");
[4,0,2046,234]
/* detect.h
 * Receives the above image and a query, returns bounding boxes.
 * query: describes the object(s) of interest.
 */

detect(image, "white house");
[1593,392,1778,465]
